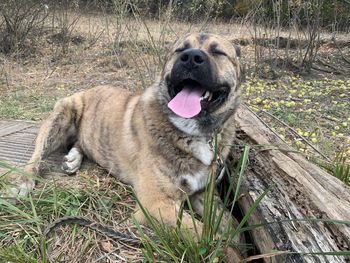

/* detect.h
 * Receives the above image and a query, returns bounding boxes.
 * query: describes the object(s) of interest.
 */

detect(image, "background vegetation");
[122,0,350,31]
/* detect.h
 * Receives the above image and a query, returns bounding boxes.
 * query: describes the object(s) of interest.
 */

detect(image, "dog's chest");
[180,139,214,194]
[189,138,214,166]
[180,170,209,194]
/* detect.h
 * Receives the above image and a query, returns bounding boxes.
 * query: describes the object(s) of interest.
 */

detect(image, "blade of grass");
[0,198,37,221]
[28,194,42,234]
[230,184,274,239]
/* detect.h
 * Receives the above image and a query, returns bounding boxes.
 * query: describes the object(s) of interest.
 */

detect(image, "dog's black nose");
[180,49,206,68]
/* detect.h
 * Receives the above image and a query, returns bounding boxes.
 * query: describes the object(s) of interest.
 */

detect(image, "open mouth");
[167,79,229,118]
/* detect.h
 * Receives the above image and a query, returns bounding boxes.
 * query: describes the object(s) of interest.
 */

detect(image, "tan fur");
[2,34,242,245]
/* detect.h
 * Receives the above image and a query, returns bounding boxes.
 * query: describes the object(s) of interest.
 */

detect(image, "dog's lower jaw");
[169,115,202,136]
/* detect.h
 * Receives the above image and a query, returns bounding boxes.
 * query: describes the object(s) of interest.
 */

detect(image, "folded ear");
[234,45,241,57]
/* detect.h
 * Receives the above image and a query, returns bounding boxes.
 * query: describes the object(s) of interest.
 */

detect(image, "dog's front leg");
[1,97,79,200]
[133,173,203,239]
[190,192,244,241]
[134,186,243,262]
[134,192,203,240]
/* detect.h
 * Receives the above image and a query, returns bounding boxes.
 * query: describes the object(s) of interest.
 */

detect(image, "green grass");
[315,150,350,186]
[0,93,56,120]
[0,163,137,262]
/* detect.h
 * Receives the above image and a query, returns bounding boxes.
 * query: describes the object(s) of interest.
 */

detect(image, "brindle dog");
[2,33,243,261]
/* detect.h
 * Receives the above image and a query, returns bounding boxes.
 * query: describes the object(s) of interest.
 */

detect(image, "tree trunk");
[233,106,350,263]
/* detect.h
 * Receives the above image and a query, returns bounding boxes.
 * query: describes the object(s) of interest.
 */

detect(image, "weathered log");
[233,106,350,263]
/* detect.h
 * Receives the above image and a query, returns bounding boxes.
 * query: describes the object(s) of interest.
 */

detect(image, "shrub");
[0,0,49,55]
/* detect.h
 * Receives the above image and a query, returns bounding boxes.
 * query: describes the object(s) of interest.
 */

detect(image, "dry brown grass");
[1,163,148,262]
[1,11,348,111]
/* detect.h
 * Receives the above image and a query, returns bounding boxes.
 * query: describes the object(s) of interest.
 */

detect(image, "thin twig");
[91,248,122,263]
[243,105,292,147]
[242,251,291,262]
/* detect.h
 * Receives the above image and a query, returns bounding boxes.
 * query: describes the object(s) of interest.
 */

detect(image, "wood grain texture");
[0,120,92,175]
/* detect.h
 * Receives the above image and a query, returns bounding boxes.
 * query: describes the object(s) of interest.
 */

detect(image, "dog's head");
[158,33,242,136]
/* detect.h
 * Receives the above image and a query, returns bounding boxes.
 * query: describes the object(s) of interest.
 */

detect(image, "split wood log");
[233,106,350,263]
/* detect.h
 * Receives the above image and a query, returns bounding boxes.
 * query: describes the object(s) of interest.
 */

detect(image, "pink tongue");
[168,86,205,118]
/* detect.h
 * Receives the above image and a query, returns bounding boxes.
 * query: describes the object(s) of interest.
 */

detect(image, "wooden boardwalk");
[0,120,38,166]
[0,120,91,174]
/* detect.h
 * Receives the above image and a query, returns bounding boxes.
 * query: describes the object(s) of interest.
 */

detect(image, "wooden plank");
[0,120,37,137]
[0,120,92,174]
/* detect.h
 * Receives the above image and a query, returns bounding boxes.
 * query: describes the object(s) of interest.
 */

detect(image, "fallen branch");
[311,64,341,74]
[316,58,345,73]
[233,106,350,263]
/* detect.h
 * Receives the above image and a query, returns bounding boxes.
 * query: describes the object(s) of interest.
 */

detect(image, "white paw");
[61,147,83,174]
